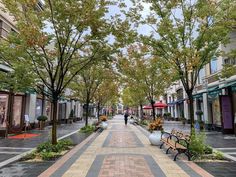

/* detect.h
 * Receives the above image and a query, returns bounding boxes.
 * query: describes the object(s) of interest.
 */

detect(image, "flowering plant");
[100,115,108,121]
[148,118,163,132]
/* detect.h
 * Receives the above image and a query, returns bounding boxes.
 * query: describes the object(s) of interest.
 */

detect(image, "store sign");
[220,96,233,129]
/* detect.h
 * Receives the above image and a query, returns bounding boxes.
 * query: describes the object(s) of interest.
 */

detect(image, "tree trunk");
[136,106,139,117]
[187,91,194,133]
[97,102,100,121]
[85,100,89,127]
[51,99,58,145]
[140,103,143,119]
[8,88,14,128]
[151,102,156,120]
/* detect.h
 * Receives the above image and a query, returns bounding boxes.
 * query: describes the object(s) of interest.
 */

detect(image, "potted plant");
[37,115,48,130]
[99,115,108,129]
[196,110,204,130]
[164,112,171,120]
[148,118,163,146]
[68,110,74,124]
[181,117,186,125]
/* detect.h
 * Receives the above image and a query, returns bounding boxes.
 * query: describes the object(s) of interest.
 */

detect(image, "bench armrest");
[161,131,171,139]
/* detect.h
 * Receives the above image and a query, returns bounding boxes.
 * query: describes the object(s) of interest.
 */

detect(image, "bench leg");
[174,151,180,161]
[160,142,164,149]
[166,147,171,154]
[185,151,191,161]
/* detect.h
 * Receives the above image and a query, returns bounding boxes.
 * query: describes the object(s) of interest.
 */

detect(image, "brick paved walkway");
[39,115,213,177]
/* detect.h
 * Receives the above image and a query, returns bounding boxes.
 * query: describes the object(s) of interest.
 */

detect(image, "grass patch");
[21,140,73,161]
[79,125,95,133]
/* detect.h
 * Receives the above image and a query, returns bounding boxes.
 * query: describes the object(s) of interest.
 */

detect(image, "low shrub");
[37,140,73,153]
[37,115,48,121]
[213,151,224,160]
[139,120,149,126]
[20,152,36,161]
[40,151,60,161]
[204,145,213,154]
[189,129,206,160]
[80,125,95,133]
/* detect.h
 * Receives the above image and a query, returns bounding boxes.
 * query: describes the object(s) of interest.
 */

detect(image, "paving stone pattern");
[98,154,154,177]
[47,115,209,177]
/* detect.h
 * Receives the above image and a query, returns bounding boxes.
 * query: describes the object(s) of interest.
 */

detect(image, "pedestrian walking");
[124,111,129,125]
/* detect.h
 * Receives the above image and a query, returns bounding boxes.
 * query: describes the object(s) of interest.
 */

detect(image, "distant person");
[124,111,129,125]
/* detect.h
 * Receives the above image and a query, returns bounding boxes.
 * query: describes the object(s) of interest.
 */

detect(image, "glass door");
[0,94,9,128]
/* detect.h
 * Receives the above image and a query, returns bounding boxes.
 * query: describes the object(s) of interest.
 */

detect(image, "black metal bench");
[160,129,191,161]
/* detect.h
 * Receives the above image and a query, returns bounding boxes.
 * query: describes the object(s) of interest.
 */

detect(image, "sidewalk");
[39,115,212,177]
[0,120,88,167]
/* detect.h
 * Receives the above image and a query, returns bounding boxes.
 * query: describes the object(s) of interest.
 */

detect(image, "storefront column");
[193,99,198,120]
[25,94,36,122]
[202,93,209,123]
[174,104,178,118]
[184,101,189,119]
[66,101,70,119]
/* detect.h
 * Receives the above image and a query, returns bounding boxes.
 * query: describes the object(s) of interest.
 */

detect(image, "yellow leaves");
[20,25,48,47]
[99,115,108,121]
[148,118,163,131]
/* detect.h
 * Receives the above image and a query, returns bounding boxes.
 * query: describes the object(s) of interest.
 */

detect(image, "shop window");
[176,89,183,100]
[13,96,23,127]
[224,58,236,65]
[35,99,43,119]
[210,57,218,74]
[198,68,205,84]
[0,94,8,128]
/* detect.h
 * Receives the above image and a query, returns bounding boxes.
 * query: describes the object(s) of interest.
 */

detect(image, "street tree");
[135,0,233,128]
[71,64,107,126]
[119,44,171,120]
[1,0,113,144]
[121,85,146,118]
[94,70,119,120]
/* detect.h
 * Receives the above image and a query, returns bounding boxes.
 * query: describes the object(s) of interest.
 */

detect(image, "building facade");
[166,31,236,134]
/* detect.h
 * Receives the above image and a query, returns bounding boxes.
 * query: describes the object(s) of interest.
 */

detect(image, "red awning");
[154,101,167,108]
[143,105,152,110]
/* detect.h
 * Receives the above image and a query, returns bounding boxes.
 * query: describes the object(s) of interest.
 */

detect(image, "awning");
[193,93,203,99]
[232,85,236,92]
[168,98,185,105]
[143,105,152,110]
[176,98,185,104]
[220,80,236,89]
[154,101,167,108]
[25,88,36,94]
[208,86,221,97]
[167,102,175,106]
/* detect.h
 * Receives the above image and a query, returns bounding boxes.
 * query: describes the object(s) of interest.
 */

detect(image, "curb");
[38,132,98,177]
[0,129,81,169]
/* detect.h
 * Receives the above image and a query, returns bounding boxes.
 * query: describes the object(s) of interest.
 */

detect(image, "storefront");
[219,82,236,134]
[0,93,8,128]
[35,98,43,120]
[58,103,66,122]
[208,86,222,130]
[0,92,25,130]
[12,95,24,128]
